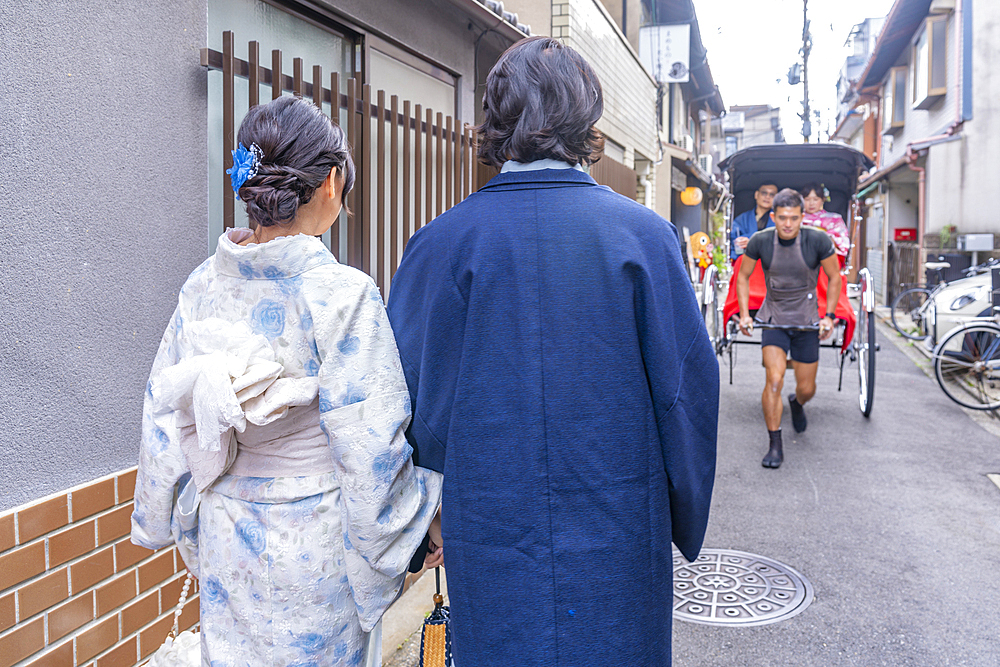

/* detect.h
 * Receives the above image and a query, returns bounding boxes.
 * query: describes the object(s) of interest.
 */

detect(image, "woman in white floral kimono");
[131,95,442,667]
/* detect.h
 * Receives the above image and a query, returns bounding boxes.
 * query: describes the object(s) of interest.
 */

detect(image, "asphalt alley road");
[672,325,1000,666]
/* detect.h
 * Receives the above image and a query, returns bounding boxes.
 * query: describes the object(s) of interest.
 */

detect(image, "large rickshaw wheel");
[700,265,723,354]
[857,268,876,417]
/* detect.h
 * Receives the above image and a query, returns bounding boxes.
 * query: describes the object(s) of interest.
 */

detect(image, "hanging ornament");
[680,186,703,206]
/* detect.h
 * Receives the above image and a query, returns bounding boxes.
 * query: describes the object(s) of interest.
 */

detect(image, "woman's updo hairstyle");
[477,36,604,168]
[236,95,355,227]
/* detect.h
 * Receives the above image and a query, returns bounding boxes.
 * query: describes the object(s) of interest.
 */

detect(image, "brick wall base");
[0,468,198,667]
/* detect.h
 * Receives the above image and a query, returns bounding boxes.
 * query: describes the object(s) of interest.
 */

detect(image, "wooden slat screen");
[202,32,478,297]
[590,156,639,199]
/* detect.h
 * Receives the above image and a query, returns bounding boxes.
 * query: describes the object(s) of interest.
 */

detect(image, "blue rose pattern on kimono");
[132,229,442,667]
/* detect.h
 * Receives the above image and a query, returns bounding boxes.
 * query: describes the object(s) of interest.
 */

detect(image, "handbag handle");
[169,572,195,639]
[433,567,443,608]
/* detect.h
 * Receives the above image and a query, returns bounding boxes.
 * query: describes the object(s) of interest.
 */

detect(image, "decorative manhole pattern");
[673,548,813,626]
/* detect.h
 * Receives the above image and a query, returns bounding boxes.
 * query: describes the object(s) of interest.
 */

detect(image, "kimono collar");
[478,166,598,192]
[214,228,337,278]
[501,159,586,173]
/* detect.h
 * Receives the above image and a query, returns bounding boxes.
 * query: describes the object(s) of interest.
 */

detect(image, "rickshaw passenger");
[730,183,777,261]
[737,189,841,469]
[801,182,850,268]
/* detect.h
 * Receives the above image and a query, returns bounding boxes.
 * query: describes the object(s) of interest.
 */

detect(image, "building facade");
[840,0,1000,303]
[711,104,786,160]
[638,0,726,236]
[504,0,726,265]
[834,17,886,131]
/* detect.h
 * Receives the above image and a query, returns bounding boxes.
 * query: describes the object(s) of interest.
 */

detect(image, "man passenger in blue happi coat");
[387,36,719,667]
[730,183,778,261]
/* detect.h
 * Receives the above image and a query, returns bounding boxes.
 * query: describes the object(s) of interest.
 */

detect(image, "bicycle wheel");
[702,267,720,347]
[857,298,876,417]
[933,323,1000,410]
[890,287,932,340]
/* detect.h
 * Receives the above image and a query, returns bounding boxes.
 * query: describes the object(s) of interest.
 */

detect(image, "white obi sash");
[149,318,324,491]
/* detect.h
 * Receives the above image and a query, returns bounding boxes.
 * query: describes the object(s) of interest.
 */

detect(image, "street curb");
[873,307,1000,439]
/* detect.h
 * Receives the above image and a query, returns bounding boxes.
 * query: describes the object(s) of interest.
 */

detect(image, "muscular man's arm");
[736,255,757,335]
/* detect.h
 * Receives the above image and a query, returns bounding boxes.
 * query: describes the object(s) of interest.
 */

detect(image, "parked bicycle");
[931,306,1000,411]
[890,257,998,344]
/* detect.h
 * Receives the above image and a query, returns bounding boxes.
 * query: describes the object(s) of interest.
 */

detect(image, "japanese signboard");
[639,24,691,84]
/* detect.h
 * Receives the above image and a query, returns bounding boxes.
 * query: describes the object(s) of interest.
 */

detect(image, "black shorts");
[761,328,820,364]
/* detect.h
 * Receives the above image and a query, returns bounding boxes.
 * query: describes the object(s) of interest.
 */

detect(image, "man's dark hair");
[236,95,356,227]
[773,188,804,212]
[477,36,605,167]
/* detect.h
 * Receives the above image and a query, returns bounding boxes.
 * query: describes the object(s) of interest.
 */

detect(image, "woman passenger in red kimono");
[801,182,850,268]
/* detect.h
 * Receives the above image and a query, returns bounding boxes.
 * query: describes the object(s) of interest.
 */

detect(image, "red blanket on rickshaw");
[722,255,855,352]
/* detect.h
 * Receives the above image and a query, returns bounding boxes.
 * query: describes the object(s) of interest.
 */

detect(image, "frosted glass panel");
[207,0,351,253]
[369,49,454,118]
[913,29,928,104]
[893,70,906,124]
[931,19,947,91]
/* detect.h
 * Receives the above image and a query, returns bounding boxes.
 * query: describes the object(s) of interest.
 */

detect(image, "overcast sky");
[692,0,896,141]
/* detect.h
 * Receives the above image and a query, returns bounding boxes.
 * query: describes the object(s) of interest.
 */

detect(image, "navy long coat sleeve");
[386,168,719,666]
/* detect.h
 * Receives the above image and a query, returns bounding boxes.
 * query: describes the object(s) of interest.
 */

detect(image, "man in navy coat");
[387,36,719,666]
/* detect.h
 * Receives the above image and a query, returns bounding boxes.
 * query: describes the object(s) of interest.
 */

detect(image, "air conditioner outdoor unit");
[679,135,695,153]
[698,154,713,174]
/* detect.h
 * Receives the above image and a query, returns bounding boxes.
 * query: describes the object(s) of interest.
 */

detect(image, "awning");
[859,0,933,89]
[441,0,530,42]
[857,155,911,189]
[671,154,711,187]
[832,110,865,142]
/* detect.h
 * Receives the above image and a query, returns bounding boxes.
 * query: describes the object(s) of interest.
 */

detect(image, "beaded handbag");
[418,567,452,667]
[145,572,200,666]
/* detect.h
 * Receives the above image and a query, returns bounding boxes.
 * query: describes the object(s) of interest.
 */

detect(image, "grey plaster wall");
[0,1,209,510]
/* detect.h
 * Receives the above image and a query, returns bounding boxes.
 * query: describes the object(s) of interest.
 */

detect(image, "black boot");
[762,430,783,468]
[788,394,808,433]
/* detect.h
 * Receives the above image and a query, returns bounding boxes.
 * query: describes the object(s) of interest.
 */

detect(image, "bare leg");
[793,360,819,404]
[761,346,788,468]
[762,346,788,431]
[788,359,818,433]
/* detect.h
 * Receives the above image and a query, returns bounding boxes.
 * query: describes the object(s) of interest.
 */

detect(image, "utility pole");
[801,0,812,143]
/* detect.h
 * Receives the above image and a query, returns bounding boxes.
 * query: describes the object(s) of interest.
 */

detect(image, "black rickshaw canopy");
[718,144,875,220]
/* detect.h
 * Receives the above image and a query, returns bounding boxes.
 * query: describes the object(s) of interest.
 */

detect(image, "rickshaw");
[699,144,878,417]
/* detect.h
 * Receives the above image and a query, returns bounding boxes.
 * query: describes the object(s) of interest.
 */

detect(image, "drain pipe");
[638,163,652,209]
[907,148,927,285]
[952,0,964,131]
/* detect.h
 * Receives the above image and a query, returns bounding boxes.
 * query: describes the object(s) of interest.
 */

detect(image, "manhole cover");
[673,548,813,626]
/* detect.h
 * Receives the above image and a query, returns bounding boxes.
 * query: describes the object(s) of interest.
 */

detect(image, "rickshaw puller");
[736,189,841,469]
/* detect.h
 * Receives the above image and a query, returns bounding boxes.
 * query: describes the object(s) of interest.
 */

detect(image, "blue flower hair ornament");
[227,142,264,199]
